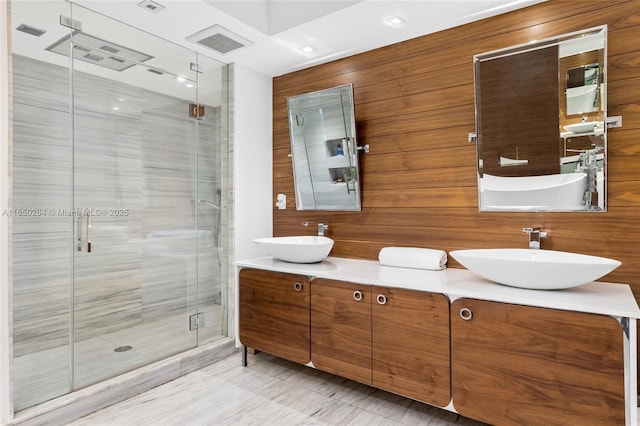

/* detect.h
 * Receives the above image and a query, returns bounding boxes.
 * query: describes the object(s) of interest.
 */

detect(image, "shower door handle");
[86,210,92,253]
[77,215,83,251]
[76,211,93,253]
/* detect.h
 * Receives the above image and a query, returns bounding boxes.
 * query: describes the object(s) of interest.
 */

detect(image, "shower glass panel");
[194,53,228,345]
[69,5,201,389]
[11,0,74,411]
[11,1,228,411]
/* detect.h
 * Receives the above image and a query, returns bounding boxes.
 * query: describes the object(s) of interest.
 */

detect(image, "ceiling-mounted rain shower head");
[45,31,154,72]
[187,24,253,55]
[16,24,46,37]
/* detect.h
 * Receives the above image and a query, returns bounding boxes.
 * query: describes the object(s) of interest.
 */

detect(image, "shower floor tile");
[13,303,223,411]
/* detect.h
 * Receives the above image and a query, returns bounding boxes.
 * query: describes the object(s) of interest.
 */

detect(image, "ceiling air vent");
[137,0,165,14]
[84,53,103,62]
[16,24,46,37]
[100,45,119,54]
[186,24,253,55]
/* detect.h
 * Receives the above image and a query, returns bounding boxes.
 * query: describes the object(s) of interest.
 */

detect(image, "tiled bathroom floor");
[70,351,488,426]
[13,303,224,411]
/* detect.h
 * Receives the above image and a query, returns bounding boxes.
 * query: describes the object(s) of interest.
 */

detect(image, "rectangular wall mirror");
[474,26,607,212]
[288,84,362,211]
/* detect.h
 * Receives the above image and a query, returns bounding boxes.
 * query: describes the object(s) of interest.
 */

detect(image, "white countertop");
[235,256,640,318]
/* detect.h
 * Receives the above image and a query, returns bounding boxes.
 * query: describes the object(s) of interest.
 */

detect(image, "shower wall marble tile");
[73,71,146,341]
[12,54,224,409]
[12,56,72,359]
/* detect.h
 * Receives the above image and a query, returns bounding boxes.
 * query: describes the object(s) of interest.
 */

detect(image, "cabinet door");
[239,269,310,364]
[451,299,625,426]
[372,288,450,407]
[311,278,372,384]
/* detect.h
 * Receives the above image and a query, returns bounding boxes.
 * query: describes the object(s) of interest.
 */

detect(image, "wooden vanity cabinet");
[372,287,450,407]
[311,278,451,407]
[239,268,311,365]
[239,267,631,425]
[310,278,372,384]
[451,298,626,426]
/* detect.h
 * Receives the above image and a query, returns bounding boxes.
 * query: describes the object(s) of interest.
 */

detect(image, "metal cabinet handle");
[293,282,303,291]
[353,290,363,301]
[459,307,473,321]
[376,294,387,305]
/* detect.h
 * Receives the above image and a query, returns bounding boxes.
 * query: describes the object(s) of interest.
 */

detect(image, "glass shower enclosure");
[11,1,228,411]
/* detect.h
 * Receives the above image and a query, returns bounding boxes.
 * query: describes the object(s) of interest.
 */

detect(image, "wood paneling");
[477,45,560,176]
[273,0,640,381]
[273,0,640,293]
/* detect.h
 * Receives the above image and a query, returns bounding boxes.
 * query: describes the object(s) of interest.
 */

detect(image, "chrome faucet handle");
[523,227,547,249]
[522,227,547,237]
[318,223,329,236]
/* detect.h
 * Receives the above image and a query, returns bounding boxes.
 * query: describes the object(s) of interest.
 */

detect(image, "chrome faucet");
[523,227,547,249]
[302,221,329,236]
[318,223,329,236]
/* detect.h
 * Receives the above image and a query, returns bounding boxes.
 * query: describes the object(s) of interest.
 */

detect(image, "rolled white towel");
[378,247,447,271]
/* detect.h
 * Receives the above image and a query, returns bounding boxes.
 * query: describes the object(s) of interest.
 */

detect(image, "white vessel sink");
[253,236,334,263]
[449,249,621,290]
[564,121,599,134]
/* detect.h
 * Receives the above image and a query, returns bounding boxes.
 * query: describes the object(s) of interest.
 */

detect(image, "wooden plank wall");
[272,0,640,301]
[478,46,560,177]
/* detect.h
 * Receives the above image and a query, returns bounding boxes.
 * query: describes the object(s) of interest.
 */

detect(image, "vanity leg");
[242,345,248,367]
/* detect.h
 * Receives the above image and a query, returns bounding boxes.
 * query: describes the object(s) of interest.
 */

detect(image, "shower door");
[69,6,201,389]
[11,1,227,410]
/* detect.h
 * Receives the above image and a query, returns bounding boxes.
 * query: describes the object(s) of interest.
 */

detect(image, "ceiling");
[70,0,546,77]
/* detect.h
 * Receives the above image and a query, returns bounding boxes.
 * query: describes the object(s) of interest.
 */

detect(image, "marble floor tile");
[13,303,224,411]
[69,352,489,426]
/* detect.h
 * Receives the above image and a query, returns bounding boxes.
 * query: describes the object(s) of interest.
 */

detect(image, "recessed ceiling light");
[384,16,406,28]
[176,76,186,83]
[186,83,194,88]
[301,45,316,53]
